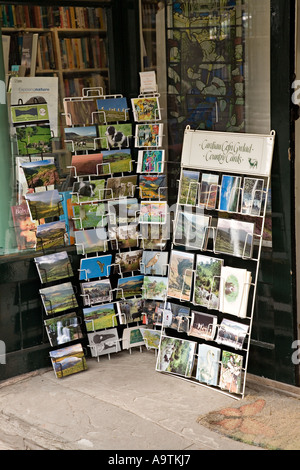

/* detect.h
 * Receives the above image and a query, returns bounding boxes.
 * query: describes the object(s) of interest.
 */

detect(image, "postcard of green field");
[83,303,118,332]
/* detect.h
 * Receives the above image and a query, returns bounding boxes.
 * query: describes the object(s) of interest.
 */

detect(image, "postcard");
[11,202,40,251]
[156,335,196,377]
[116,275,144,299]
[219,350,243,394]
[26,189,63,221]
[36,220,66,250]
[11,103,49,125]
[216,318,249,350]
[135,123,163,148]
[114,250,143,275]
[219,266,251,318]
[131,96,161,122]
[83,303,120,331]
[101,149,132,174]
[34,250,73,284]
[98,123,132,149]
[196,344,221,386]
[16,124,52,155]
[141,251,168,276]
[167,250,194,301]
[178,170,199,205]
[88,328,121,357]
[219,175,242,212]
[140,223,168,250]
[75,227,107,255]
[96,97,129,123]
[107,198,139,225]
[118,298,145,324]
[140,328,161,349]
[142,299,162,325]
[137,149,165,173]
[79,254,113,281]
[63,98,98,126]
[199,173,219,209]
[173,211,210,250]
[241,178,265,216]
[193,255,223,309]
[143,276,168,300]
[214,218,254,258]
[188,311,218,341]
[40,281,78,315]
[122,326,145,350]
[106,175,137,199]
[71,178,106,204]
[159,302,190,333]
[72,202,107,230]
[16,155,54,202]
[21,159,59,189]
[139,201,167,224]
[70,153,103,177]
[49,343,87,379]
[80,278,112,306]
[108,224,139,250]
[139,175,167,199]
[64,125,97,152]
[44,311,83,347]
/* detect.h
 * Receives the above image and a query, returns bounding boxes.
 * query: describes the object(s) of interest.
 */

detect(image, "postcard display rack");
[156,127,276,399]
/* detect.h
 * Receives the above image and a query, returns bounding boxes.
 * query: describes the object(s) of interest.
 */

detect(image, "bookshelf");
[0,4,109,99]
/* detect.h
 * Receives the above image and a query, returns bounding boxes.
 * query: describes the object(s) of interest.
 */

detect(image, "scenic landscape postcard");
[101,149,133,174]
[196,343,221,386]
[140,328,161,350]
[96,97,129,123]
[72,202,107,230]
[39,281,78,315]
[108,224,139,250]
[188,311,218,341]
[70,153,103,177]
[98,123,132,149]
[219,266,251,318]
[71,178,106,204]
[64,125,97,152]
[167,250,194,301]
[34,250,73,284]
[11,103,49,125]
[106,175,137,199]
[173,211,210,250]
[107,198,139,225]
[16,155,54,202]
[122,326,144,350]
[199,173,219,209]
[26,189,63,221]
[156,335,196,378]
[21,159,59,189]
[241,177,265,216]
[219,175,242,212]
[80,278,112,306]
[75,227,107,255]
[160,302,190,333]
[83,303,120,332]
[141,251,169,276]
[216,318,249,350]
[79,254,112,281]
[219,350,243,394]
[63,98,98,126]
[49,343,87,379]
[118,298,145,324]
[178,170,199,206]
[135,123,163,148]
[88,328,121,357]
[139,175,167,199]
[116,275,144,299]
[214,218,254,258]
[114,250,143,275]
[16,124,52,155]
[131,96,161,122]
[193,255,223,309]
[142,276,168,301]
[139,201,167,224]
[36,220,66,250]
[137,149,165,173]
[44,311,83,347]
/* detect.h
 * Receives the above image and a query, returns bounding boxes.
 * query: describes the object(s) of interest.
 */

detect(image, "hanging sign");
[181,127,275,177]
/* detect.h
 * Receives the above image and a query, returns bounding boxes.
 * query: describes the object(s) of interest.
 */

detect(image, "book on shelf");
[20,33,38,77]
[219,266,252,318]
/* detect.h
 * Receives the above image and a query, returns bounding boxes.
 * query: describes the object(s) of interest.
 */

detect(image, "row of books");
[0,5,106,30]
[60,36,107,71]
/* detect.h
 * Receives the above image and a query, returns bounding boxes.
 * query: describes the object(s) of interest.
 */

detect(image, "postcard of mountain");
[141,251,168,276]
[178,170,199,205]
[214,218,254,258]
[34,251,73,284]
[83,303,119,331]
[71,179,106,204]
[16,124,52,155]
[193,255,223,309]
[116,275,144,299]
[219,175,242,212]
[64,125,97,152]
[79,254,112,281]
[156,335,196,378]
[137,149,165,173]
[21,159,59,189]
[80,279,112,306]
[199,173,219,209]
[196,343,221,386]
[75,227,107,255]
[101,149,132,174]
[39,281,78,315]
[96,97,129,123]
[142,276,168,301]
[44,311,83,347]
[131,96,161,122]
[49,343,87,379]
[11,103,49,125]
[88,328,121,357]
[98,124,132,149]
[36,220,66,250]
[241,177,265,216]
[167,250,194,301]
[26,189,63,221]
[71,153,103,177]
[63,98,98,126]
[219,350,243,394]
[72,202,107,230]
[135,124,163,148]
[139,175,167,200]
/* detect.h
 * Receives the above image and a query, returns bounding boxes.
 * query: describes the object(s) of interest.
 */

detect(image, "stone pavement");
[0,348,298,452]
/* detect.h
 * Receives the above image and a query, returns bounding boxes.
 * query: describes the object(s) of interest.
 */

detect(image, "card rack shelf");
[156,126,275,400]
